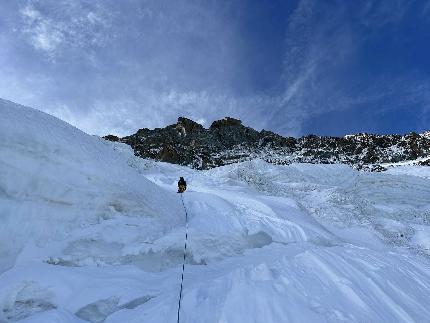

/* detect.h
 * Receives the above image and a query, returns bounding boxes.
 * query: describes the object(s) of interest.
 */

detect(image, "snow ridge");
[104,117,430,171]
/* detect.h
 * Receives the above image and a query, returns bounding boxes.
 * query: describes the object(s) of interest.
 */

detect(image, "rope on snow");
[177,193,189,323]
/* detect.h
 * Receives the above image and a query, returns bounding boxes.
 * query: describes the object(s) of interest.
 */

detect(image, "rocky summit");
[103,117,430,171]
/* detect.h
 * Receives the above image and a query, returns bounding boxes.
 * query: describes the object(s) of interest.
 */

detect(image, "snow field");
[1,99,430,322]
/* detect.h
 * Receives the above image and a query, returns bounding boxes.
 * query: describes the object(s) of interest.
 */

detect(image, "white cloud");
[19,1,115,58]
[20,4,40,21]
[358,0,408,28]
[32,24,64,52]
[32,88,278,136]
[20,5,63,53]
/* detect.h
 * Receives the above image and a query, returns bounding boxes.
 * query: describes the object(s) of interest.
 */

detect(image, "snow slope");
[1,98,430,322]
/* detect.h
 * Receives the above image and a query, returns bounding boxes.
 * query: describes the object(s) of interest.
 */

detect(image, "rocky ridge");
[104,117,430,171]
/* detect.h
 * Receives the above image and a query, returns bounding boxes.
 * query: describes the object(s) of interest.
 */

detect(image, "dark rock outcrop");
[418,158,430,166]
[103,117,430,171]
[103,135,120,142]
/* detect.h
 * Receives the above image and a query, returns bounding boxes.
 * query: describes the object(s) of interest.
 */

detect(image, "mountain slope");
[1,99,430,322]
[105,117,430,171]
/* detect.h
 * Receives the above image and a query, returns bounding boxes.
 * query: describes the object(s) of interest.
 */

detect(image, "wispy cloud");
[358,0,408,28]
[270,0,357,134]
[1,0,429,136]
[19,0,115,59]
[268,0,430,135]
[44,89,278,137]
[423,1,430,17]
[2,0,249,135]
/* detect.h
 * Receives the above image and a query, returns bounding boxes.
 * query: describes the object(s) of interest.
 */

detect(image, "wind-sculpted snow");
[220,160,430,254]
[1,99,430,322]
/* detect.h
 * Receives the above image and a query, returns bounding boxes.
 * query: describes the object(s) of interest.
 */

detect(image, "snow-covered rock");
[104,117,430,171]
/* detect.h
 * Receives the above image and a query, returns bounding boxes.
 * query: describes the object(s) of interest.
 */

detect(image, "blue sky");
[0,0,429,136]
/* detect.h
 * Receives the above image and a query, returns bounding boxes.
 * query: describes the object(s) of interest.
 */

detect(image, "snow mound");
[0,98,181,273]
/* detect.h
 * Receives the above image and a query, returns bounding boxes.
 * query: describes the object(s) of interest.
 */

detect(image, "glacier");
[0,98,430,322]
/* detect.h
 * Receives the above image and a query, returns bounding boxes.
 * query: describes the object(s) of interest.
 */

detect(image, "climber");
[177,177,187,193]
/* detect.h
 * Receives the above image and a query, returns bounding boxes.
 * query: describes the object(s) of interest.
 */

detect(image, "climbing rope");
[177,193,189,323]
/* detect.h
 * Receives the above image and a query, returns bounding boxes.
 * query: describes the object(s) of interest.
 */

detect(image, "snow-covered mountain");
[104,117,430,171]
[1,98,430,322]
